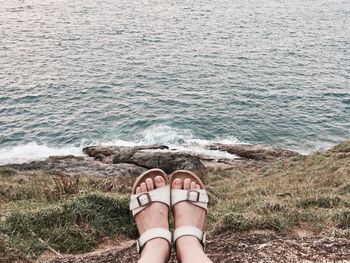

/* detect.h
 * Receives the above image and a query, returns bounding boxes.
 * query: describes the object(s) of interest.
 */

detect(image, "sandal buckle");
[137,193,151,207]
[186,190,200,202]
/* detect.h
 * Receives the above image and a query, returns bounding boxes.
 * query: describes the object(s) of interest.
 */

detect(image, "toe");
[145,178,154,191]
[196,184,201,190]
[184,179,191,190]
[140,182,147,192]
[172,178,182,189]
[154,175,166,188]
[136,186,141,194]
[190,181,196,189]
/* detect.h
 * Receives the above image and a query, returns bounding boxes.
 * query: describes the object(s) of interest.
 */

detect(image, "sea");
[0,0,349,164]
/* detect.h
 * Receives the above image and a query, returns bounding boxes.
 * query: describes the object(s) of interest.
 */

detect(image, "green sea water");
[0,0,349,163]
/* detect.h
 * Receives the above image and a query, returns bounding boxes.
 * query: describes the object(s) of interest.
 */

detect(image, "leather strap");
[171,188,209,210]
[130,185,170,216]
[137,228,172,253]
[173,225,206,247]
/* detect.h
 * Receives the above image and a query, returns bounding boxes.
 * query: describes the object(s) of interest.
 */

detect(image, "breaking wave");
[0,125,242,164]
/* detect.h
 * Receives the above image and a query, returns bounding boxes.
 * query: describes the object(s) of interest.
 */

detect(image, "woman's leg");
[172,178,212,263]
[135,176,170,263]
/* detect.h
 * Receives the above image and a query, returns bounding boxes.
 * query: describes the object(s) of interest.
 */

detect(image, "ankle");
[139,238,170,263]
[176,236,207,262]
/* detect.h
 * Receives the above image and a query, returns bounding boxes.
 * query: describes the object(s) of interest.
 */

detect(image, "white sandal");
[130,169,172,254]
[170,170,209,248]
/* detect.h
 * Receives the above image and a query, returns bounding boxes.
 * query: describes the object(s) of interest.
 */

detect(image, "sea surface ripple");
[0,0,349,163]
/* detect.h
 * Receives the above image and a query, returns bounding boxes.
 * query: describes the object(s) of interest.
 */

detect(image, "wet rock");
[113,147,139,163]
[206,144,299,160]
[127,150,205,173]
[5,155,146,177]
[83,146,120,157]
[83,145,170,164]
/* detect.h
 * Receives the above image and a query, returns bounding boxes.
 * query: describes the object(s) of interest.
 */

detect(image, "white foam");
[0,142,83,164]
[135,125,240,160]
[297,141,336,155]
[0,125,243,164]
[139,124,195,145]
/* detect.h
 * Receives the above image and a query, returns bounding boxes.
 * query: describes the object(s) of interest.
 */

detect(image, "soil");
[46,231,350,263]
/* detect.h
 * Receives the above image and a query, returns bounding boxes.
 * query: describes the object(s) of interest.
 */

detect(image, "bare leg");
[172,178,213,263]
[135,176,170,263]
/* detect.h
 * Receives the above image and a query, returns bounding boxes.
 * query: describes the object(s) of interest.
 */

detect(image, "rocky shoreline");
[4,143,300,177]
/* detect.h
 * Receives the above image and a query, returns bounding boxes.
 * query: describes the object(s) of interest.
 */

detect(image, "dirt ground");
[46,231,350,263]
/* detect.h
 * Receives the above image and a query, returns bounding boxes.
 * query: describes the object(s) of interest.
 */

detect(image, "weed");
[339,184,350,195]
[334,210,350,229]
[52,174,80,195]
[222,212,253,231]
[298,197,341,209]
[0,167,17,177]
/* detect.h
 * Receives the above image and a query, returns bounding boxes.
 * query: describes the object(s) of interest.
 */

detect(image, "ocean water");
[0,0,349,164]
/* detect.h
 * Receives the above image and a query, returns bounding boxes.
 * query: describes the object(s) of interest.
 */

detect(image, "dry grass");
[0,170,136,262]
[206,141,350,237]
[0,140,349,261]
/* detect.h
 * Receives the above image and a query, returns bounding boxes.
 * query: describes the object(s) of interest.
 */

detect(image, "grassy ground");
[0,141,349,262]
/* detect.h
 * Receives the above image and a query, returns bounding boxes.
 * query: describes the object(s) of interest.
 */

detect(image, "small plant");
[298,197,341,209]
[0,167,17,177]
[339,184,350,195]
[334,210,350,229]
[42,174,80,200]
[52,174,80,195]
[260,202,285,213]
[222,212,253,231]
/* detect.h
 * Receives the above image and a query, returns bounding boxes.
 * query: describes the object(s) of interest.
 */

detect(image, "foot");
[135,175,170,263]
[172,175,212,263]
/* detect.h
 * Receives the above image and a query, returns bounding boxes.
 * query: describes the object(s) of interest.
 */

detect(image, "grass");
[0,171,136,262]
[207,140,350,236]
[5,194,135,254]
[0,140,349,261]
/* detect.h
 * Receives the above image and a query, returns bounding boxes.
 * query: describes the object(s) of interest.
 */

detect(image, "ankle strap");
[173,226,206,248]
[137,228,172,254]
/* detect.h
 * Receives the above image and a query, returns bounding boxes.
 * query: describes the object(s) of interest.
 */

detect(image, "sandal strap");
[173,226,206,247]
[171,188,209,210]
[130,185,170,216]
[137,228,172,253]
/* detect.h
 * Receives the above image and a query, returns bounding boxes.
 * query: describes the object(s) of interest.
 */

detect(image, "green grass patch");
[1,193,136,259]
[297,197,341,209]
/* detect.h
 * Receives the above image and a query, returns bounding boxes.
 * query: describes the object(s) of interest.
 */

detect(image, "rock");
[5,155,146,177]
[329,140,350,153]
[82,146,120,157]
[126,150,205,173]
[113,147,139,163]
[84,145,205,172]
[109,163,147,177]
[206,144,299,160]
[83,145,170,163]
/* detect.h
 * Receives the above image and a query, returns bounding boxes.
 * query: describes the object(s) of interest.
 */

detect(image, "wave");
[0,125,242,164]
[0,142,84,165]
[1,125,335,165]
